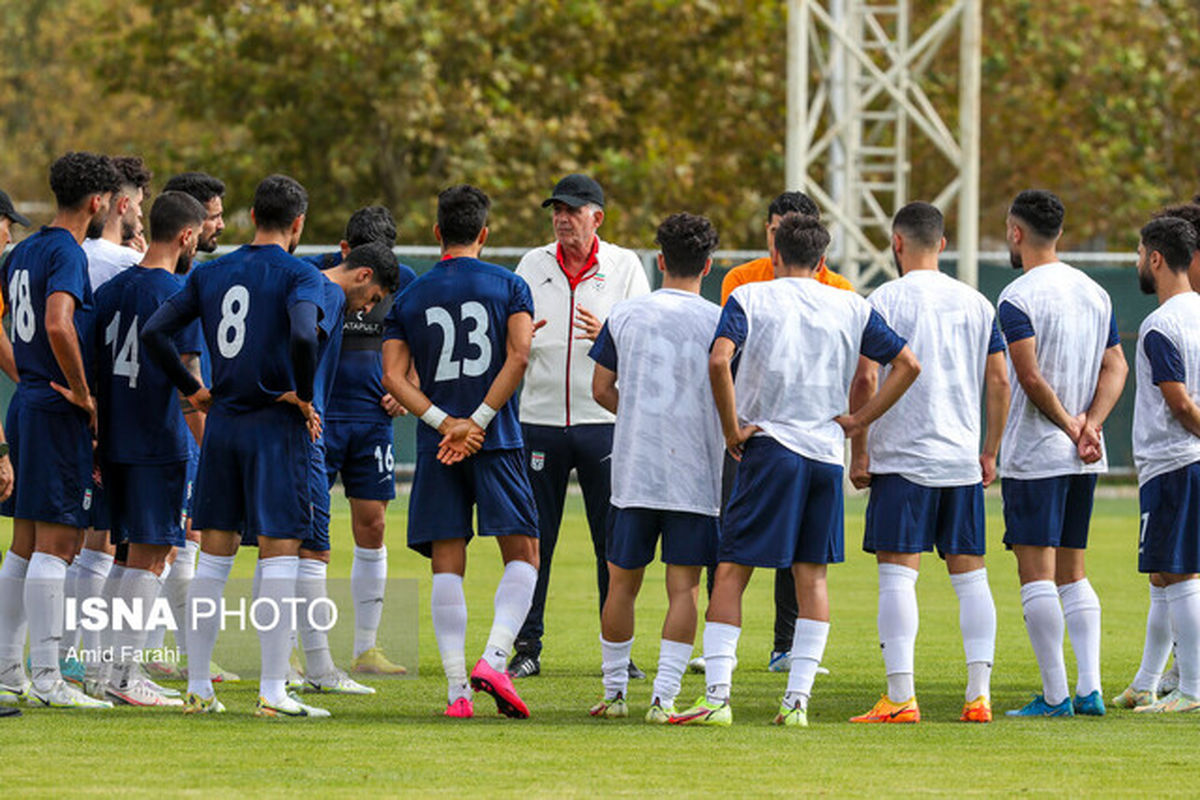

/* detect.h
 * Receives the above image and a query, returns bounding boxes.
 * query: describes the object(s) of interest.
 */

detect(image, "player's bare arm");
[836,345,920,438]
[980,350,1010,486]
[847,355,879,489]
[1006,335,1085,444]
[709,335,758,460]
[381,338,483,465]
[179,351,208,443]
[45,289,96,431]
[592,362,618,414]
[1080,343,1129,462]
[1158,381,1200,439]
[0,323,17,384]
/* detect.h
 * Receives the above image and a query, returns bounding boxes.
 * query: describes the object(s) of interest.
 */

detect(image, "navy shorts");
[1002,474,1097,549]
[1,392,21,518]
[719,437,844,568]
[107,461,187,548]
[12,402,92,528]
[304,436,331,553]
[1139,462,1200,574]
[607,506,720,569]
[88,476,110,532]
[407,448,538,558]
[864,474,986,557]
[192,405,312,540]
[325,418,396,502]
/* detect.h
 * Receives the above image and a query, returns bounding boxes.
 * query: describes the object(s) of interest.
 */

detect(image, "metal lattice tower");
[786,0,982,287]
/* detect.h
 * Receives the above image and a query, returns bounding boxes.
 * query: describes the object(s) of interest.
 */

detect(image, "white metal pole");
[787,0,808,192]
[957,0,982,288]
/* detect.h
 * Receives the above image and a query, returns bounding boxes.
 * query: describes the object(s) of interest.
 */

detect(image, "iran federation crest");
[530,451,546,472]
[592,272,606,288]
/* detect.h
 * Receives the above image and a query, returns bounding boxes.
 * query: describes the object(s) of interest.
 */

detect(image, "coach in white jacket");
[508,174,651,678]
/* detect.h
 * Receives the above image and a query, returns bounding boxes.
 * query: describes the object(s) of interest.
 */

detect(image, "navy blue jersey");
[313,275,347,415]
[302,251,342,270]
[94,266,203,464]
[157,244,324,413]
[2,227,93,410]
[383,257,532,453]
[327,262,417,422]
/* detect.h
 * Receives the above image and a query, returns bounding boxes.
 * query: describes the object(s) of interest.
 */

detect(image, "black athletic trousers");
[514,423,614,657]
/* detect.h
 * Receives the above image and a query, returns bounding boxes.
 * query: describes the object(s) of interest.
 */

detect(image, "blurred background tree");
[0,0,1196,251]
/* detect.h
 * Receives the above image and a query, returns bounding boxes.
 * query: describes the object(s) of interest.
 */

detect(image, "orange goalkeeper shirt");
[720,257,854,305]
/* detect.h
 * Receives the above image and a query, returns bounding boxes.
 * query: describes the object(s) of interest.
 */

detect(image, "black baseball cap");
[541,174,604,209]
[0,190,30,227]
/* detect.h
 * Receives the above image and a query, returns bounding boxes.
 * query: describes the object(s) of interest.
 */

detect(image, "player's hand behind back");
[50,381,97,433]
[437,418,486,465]
[186,386,213,414]
[849,451,872,489]
[277,391,323,441]
[380,393,407,417]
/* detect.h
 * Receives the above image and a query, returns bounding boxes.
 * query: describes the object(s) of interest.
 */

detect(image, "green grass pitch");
[4,490,1198,797]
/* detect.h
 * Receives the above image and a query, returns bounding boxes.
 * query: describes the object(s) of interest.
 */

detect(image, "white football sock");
[25,553,68,689]
[256,556,299,705]
[88,563,127,682]
[186,552,234,699]
[59,559,81,660]
[1059,577,1102,697]
[142,564,171,651]
[351,545,387,658]
[652,639,692,708]
[483,560,537,671]
[0,552,29,666]
[600,636,633,700]
[74,549,114,673]
[878,563,918,701]
[951,567,996,700]
[112,568,160,686]
[783,618,830,710]
[702,621,740,703]
[1132,584,1172,692]
[1020,580,1069,706]
[431,572,469,703]
[297,558,335,678]
[163,540,198,657]
[1166,579,1200,698]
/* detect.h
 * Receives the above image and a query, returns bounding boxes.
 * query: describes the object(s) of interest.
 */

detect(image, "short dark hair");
[111,156,152,194]
[893,202,945,249]
[163,172,225,204]
[655,213,719,278]
[1009,189,1064,240]
[343,241,401,293]
[773,213,831,269]
[768,191,819,221]
[437,185,490,246]
[49,152,121,210]
[1154,204,1200,253]
[1141,217,1197,273]
[252,174,308,232]
[345,205,397,248]
[149,190,207,244]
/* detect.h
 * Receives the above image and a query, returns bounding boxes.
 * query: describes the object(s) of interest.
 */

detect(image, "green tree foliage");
[1,1,1197,251]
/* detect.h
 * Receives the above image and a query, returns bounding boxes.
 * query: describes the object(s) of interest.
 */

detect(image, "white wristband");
[420,405,449,431]
[470,403,498,430]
